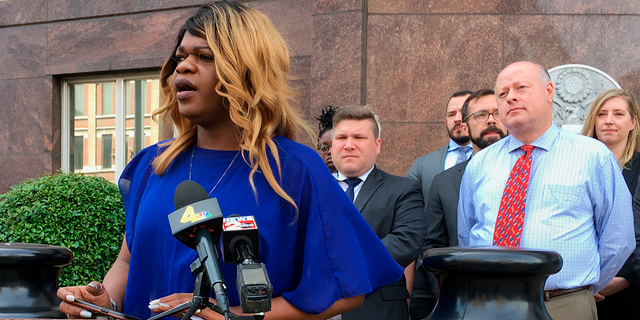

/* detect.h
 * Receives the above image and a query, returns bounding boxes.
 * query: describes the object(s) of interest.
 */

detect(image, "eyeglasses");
[466,110,500,122]
[318,144,331,152]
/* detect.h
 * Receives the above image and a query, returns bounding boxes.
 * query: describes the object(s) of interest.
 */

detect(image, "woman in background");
[315,105,338,172]
[582,88,640,319]
[57,2,402,320]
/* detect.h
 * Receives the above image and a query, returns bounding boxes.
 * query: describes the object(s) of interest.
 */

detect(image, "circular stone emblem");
[548,64,621,131]
[556,68,592,104]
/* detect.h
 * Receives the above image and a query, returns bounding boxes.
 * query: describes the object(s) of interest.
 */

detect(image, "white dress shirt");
[334,166,375,202]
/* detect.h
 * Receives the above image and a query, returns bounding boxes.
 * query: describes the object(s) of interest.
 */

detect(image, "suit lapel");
[453,161,469,195]
[354,167,384,212]
[438,145,447,171]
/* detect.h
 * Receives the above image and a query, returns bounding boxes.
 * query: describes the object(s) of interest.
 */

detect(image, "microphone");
[222,215,272,314]
[222,215,260,263]
[168,181,230,316]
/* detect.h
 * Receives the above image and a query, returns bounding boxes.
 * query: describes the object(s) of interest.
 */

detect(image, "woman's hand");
[57,281,112,318]
[149,294,363,320]
[148,293,194,319]
[148,293,243,320]
[149,293,217,320]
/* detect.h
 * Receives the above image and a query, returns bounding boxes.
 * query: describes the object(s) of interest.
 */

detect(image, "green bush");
[0,171,125,287]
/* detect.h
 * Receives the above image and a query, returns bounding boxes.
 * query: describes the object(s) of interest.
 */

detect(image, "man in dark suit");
[406,90,472,319]
[425,89,507,253]
[330,106,427,320]
[411,89,508,319]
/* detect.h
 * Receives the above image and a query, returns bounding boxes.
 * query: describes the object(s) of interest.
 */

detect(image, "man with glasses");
[410,89,508,318]
[424,88,507,257]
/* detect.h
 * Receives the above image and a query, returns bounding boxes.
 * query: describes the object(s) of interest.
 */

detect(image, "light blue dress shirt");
[444,140,472,170]
[458,124,634,292]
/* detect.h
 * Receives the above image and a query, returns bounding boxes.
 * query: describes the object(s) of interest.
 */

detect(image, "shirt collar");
[506,123,558,153]
[447,139,472,152]
[335,165,375,182]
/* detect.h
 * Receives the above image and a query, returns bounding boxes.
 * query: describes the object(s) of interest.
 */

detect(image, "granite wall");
[1,0,639,192]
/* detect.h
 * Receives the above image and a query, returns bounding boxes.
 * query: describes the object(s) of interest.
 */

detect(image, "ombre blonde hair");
[152,1,314,210]
[582,89,640,168]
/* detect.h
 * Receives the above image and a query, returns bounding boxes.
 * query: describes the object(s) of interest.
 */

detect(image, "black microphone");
[222,215,272,314]
[168,181,230,316]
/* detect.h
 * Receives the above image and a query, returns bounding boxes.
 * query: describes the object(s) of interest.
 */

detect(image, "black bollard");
[423,246,562,320]
[0,243,72,319]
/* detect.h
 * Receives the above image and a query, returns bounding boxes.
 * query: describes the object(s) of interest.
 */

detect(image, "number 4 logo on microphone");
[180,206,212,224]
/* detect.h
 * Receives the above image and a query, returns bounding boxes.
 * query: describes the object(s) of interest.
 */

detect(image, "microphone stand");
[147,257,259,320]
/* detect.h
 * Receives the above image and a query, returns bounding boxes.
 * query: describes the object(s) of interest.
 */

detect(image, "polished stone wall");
[1,0,639,192]
[313,0,640,176]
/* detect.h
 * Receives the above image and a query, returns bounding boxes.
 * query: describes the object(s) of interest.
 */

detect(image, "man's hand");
[596,276,631,301]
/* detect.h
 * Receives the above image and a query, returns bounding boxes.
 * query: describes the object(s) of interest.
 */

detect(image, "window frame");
[61,71,162,181]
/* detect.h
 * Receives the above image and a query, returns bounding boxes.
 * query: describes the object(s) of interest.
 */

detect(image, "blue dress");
[118,136,403,318]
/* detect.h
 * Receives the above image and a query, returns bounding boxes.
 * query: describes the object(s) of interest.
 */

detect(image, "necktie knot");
[456,146,471,164]
[521,145,534,154]
[345,178,362,188]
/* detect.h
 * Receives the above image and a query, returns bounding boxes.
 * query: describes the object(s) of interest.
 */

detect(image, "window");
[71,84,85,116]
[102,82,114,116]
[73,136,84,171]
[61,73,173,182]
[102,133,113,169]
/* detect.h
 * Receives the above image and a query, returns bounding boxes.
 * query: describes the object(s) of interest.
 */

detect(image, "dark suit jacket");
[407,145,447,209]
[608,152,640,300]
[341,166,427,320]
[617,151,640,293]
[409,160,468,319]
[597,152,640,319]
[423,160,468,254]
[623,151,640,197]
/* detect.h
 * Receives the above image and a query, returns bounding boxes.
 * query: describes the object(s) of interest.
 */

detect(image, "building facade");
[2,0,640,192]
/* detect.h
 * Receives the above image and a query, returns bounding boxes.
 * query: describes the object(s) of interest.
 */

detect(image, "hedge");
[0,171,125,287]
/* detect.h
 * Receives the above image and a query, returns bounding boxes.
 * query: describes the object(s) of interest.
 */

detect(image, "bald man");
[458,61,634,320]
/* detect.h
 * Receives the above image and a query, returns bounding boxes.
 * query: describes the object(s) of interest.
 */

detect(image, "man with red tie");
[457,61,634,320]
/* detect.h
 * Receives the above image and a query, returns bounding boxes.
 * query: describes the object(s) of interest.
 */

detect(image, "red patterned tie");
[493,145,534,247]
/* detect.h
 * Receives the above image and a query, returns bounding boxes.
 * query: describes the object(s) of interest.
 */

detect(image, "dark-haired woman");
[315,105,338,172]
[57,2,402,320]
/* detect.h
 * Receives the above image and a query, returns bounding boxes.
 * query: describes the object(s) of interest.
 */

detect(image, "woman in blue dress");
[57,2,402,319]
